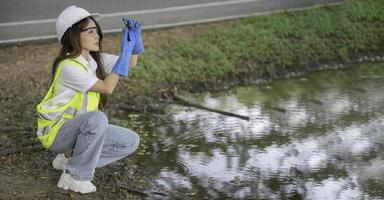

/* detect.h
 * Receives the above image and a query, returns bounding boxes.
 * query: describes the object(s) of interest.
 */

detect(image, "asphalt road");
[0,0,343,45]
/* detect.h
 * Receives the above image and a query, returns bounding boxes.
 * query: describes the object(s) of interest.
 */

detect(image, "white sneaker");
[52,154,68,171]
[57,171,97,194]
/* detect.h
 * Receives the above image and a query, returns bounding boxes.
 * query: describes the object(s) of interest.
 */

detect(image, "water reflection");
[125,63,384,199]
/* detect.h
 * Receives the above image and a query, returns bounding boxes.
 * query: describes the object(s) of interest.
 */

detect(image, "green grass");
[120,0,384,99]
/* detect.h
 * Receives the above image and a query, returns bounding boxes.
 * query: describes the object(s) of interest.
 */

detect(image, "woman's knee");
[122,131,140,153]
[85,111,108,131]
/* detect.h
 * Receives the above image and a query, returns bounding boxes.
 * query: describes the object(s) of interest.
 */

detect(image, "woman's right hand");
[111,28,136,77]
[122,18,144,54]
[121,28,136,54]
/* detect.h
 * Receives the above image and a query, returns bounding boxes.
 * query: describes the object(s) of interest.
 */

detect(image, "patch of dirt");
[0,151,174,199]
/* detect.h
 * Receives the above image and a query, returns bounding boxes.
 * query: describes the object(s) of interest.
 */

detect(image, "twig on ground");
[0,144,44,156]
[0,126,33,133]
[118,184,149,197]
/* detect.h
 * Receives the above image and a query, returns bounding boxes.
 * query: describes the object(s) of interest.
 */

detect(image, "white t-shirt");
[42,53,118,112]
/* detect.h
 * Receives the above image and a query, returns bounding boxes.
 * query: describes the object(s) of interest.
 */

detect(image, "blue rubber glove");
[122,18,144,54]
[111,28,136,76]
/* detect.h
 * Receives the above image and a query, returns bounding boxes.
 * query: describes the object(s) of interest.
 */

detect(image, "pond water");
[115,63,384,199]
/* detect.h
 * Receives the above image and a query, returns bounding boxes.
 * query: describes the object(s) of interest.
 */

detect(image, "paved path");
[0,0,343,45]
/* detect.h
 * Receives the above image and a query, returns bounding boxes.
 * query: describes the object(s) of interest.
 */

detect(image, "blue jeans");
[49,111,140,181]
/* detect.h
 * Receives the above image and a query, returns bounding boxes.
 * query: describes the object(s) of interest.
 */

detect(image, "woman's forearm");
[90,55,138,94]
[89,73,119,94]
[130,55,138,67]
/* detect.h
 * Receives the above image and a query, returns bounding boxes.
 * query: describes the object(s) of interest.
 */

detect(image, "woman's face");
[79,19,100,55]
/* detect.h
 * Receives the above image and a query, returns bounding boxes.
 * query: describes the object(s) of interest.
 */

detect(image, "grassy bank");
[121,0,383,101]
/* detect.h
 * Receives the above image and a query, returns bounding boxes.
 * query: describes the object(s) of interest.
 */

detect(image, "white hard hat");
[55,5,102,43]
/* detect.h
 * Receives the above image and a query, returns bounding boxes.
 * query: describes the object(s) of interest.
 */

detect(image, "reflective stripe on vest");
[36,59,100,148]
[37,106,78,121]
[36,106,79,136]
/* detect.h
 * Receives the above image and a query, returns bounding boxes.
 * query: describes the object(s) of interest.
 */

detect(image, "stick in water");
[173,94,250,121]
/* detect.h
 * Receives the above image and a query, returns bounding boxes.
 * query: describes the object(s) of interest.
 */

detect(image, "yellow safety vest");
[36,59,100,148]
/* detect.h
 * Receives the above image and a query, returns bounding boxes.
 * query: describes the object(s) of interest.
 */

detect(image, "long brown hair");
[52,17,107,109]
